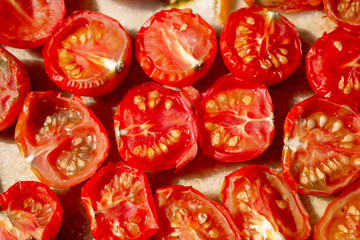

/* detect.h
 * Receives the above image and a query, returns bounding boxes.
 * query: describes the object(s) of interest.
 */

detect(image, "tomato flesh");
[244,0,322,12]
[324,0,360,31]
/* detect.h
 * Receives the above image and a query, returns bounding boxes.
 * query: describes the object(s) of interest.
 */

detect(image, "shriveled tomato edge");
[220,165,311,240]
[0,46,31,131]
[81,161,159,240]
[14,91,110,188]
[114,82,198,172]
[135,8,217,87]
[43,10,132,97]
[0,0,66,49]
[0,181,63,240]
[324,0,360,32]
[244,0,323,13]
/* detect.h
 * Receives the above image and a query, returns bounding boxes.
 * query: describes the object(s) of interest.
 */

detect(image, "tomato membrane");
[244,0,323,12]
[324,0,360,32]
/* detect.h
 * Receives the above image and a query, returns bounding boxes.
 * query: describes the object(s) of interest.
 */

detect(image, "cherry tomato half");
[282,95,360,195]
[324,0,360,32]
[81,161,158,240]
[244,0,322,12]
[114,82,198,171]
[135,8,217,87]
[196,73,274,162]
[220,165,311,240]
[154,185,242,239]
[314,179,360,239]
[0,46,31,131]
[0,0,65,49]
[306,28,360,106]
[15,91,109,188]
[220,7,302,86]
[0,181,63,240]
[43,10,132,97]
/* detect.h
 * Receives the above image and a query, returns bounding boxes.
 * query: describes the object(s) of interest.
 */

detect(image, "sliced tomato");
[114,81,198,171]
[135,8,217,87]
[282,95,360,195]
[0,181,63,240]
[324,0,360,32]
[43,10,132,97]
[220,7,302,86]
[244,0,322,12]
[0,46,31,131]
[14,91,109,188]
[306,28,360,106]
[220,165,311,240]
[314,179,360,239]
[196,73,274,162]
[0,0,65,49]
[154,185,242,239]
[81,161,158,240]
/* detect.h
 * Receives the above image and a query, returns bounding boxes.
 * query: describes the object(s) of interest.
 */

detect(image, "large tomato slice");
[220,165,311,240]
[196,73,274,162]
[0,46,31,131]
[43,10,132,97]
[282,95,360,195]
[81,161,158,240]
[154,185,242,239]
[0,0,65,49]
[135,8,217,87]
[314,179,360,239]
[220,7,302,86]
[306,28,360,106]
[14,91,109,188]
[324,0,360,32]
[0,181,63,240]
[114,82,198,171]
[244,0,322,12]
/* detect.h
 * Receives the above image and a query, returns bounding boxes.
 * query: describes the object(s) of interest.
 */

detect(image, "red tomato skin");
[114,82,198,171]
[43,10,132,97]
[220,165,311,240]
[0,0,66,49]
[220,7,302,86]
[0,46,31,131]
[196,73,274,162]
[14,91,109,188]
[244,0,322,12]
[81,161,159,240]
[324,0,360,32]
[0,181,63,240]
[135,8,217,87]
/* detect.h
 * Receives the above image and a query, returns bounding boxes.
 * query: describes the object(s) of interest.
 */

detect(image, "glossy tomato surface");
[282,95,360,195]
[135,8,217,87]
[14,91,109,188]
[324,0,360,31]
[0,0,65,49]
[0,181,63,240]
[43,10,132,96]
[154,185,241,239]
[220,7,302,86]
[196,73,274,162]
[220,165,311,240]
[0,46,31,131]
[306,28,360,106]
[81,161,158,240]
[244,0,322,12]
[314,179,360,239]
[114,82,198,171]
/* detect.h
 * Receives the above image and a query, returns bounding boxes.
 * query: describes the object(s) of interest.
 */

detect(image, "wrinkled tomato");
[324,0,360,32]
[244,0,322,12]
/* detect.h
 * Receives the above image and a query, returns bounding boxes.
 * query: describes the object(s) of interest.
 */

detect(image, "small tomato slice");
[0,0,65,49]
[0,46,31,131]
[220,7,302,86]
[196,73,274,162]
[306,28,360,106]
[81,161,158,240]
[135,8,217,87]
[114,82,198,171]
[43,10,132,97]
[154,185,242,240]
[14,91,109,188]
[324,0,360,32]
[244,0,322,12]
[0,181,63,240]
[314,179,360,239]
[282,95,360,195]
[220,165,311,240]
